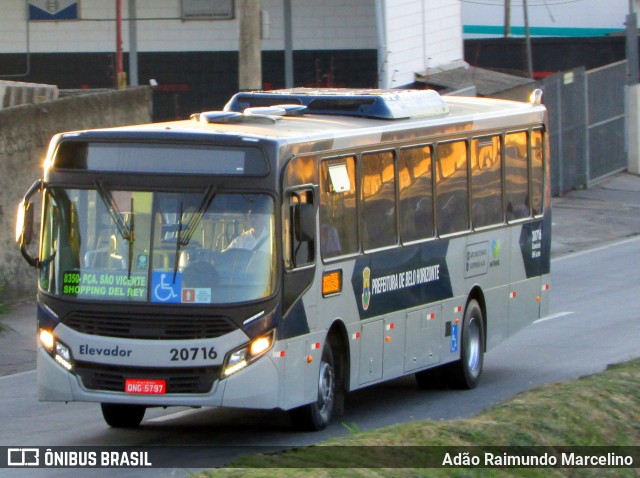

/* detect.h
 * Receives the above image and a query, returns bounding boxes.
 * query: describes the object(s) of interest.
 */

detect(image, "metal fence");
[542,61,627,196]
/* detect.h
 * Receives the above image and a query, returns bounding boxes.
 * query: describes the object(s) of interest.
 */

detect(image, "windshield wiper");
[96,180,132,242]
[183,184,217,246]
[172,201,184,284]
[172,185,217,283]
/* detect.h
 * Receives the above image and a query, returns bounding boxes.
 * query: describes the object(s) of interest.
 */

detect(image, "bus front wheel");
[101,403,146,428]
[447,299,485,390]
[290,343,335,431]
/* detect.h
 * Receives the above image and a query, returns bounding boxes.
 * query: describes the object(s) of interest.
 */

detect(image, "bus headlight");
[249,335,272,356]
[39,328,74,372]
[222,329,276,378]
[39,329,55,351]
[224,349,248,377]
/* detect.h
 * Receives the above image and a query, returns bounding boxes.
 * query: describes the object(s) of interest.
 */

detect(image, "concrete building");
[0,0,464,119]
[462,0,633,39]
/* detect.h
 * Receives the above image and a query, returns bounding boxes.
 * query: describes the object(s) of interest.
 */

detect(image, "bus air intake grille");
[75,362,220,394]
[64,312,237,340]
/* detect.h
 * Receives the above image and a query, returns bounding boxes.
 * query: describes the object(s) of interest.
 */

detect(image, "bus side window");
[360,150,397,250]
[505,131,530,221]
[320,157,358,259]
[436,140,469,235]
[531,129,544,216]
[471,135,503,228]
[288,190,315,268]
[399,145,434,242]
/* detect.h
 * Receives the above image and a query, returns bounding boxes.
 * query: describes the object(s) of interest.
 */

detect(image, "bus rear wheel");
[101,403,146,428]
[290,343,335,431]
[447,299,484,390]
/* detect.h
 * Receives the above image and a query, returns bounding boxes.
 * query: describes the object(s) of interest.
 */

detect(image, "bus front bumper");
[36,344,281,410]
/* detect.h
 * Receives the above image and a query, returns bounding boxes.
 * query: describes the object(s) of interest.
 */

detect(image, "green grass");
[197,359,640,477]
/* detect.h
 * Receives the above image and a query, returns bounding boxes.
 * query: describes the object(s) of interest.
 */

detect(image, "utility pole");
[128,0,139,86]
[238,0,262,91]
[115,0,126,88]
[626,0,640,174]
[284,0,294,88]
[504,0,511,37]
[523,0,533,78]
[627,1,639,85]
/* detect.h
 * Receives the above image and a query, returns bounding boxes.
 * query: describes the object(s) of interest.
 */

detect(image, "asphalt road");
[1,233,639,477]
[1,172,640,476]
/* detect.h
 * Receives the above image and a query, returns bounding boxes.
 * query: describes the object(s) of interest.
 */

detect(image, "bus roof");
[62,89,546,149]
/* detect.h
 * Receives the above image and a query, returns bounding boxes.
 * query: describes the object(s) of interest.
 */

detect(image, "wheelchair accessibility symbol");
[450,323,459,353]
[152,272,182,303]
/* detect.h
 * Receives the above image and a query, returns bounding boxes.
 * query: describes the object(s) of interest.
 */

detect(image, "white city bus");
[16,88,550,431]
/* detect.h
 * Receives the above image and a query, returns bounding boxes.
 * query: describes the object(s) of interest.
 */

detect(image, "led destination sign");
[63,271,148,301]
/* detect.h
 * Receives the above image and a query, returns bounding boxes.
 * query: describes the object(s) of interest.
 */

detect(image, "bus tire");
[447,299,484,390]
[101,403,146,428]
[289,343,335,431]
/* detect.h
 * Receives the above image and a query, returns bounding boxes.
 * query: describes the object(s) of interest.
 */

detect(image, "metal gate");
[542,61,627,196]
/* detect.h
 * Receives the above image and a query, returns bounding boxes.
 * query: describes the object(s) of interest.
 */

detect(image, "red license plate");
[125,379,166,395]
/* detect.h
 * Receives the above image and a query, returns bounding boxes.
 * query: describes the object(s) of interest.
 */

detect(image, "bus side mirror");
[16,200,34,246]
[16,179,43,268]
[294,202,315,242]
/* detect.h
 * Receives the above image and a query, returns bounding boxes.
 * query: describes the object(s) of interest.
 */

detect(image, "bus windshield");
[39,187,276,304]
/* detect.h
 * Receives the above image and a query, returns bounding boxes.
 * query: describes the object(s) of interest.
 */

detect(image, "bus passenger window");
[320,208,341,257]
[320,157,357,258]
[399,145,434,242]
[360,151,397,250]
[436,140,469,235]
[531,129,544,216]
[471,136,503,228]
[505,132,530,221]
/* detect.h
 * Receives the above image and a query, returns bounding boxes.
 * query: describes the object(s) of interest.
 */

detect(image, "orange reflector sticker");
[322,270,343,297]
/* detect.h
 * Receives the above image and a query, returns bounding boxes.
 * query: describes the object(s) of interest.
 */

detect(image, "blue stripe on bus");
[281,298,310,339]
[352,240,453,320]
